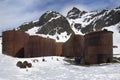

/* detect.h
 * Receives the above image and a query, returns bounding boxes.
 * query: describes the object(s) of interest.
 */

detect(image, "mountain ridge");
[16,6,120,53]
[67,7,120,34]
[16,7,120,38]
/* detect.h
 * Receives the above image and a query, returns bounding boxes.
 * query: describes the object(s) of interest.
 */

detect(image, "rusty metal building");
[2,29,114,65]
[24,36,56,58]
[2,30,29,57]
[84,30,113,64]
[62,34,84,58]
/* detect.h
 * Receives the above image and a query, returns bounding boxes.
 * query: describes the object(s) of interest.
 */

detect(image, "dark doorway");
[97,54,105,64]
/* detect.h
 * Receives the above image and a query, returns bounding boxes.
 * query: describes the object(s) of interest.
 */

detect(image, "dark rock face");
[17,6,120,36]
[18,21,39,31]
[39,11,59,26]
[18,11,74,36]
[38,11,74,35]
[92,9,120,29]
[67,7,86,19]
[74,23,82,31]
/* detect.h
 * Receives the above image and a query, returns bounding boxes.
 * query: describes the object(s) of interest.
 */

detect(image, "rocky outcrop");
[37,11,74,35]
[67,7,86,19]
[17,11,74,39]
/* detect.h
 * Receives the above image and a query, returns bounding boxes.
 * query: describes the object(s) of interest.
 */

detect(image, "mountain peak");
[38,11,74,36]
[17,7,120,43]
[67,7,87,19]
[39,11,62,26]
[17,10,74,42]
[72,7,80,11]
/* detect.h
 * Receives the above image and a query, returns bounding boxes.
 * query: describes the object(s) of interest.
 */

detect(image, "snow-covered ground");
[0,38,120,80]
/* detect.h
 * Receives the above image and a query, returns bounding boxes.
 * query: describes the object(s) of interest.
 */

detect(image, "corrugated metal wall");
[73,35,84,57]
[2,30,29,57]
[2,30,113,65]
[56,42,63,56]
[62,34,84,57]
[84,30,113,64]
[24,36,56,58]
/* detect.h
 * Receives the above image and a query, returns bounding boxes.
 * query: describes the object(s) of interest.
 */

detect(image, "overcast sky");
[0,0,120,35]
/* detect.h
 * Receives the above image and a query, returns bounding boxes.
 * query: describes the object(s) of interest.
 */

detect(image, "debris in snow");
[16,61,32,68]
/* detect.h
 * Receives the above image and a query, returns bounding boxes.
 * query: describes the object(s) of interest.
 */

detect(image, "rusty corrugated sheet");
[73,35,84,57]
[84,30,113,64]
[2,30,29,57]
[56,42,63,56]
[62,34,84,57]
[24,36,56,58]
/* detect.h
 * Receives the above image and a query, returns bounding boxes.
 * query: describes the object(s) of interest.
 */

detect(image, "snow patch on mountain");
[67,11,99,34]
[39,31,71,42]
[68,7,120,34]
[48,14,61,22]
[25,25,71,42]
[26,27,40,35]
[68,14,88,28]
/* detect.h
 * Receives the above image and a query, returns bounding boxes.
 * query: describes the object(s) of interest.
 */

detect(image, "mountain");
[17,7,120,38]
[67,7,120,54]
[67,7,87,19]
[17,7,120,54]
[67,7,120,34]
[17,11,74,42]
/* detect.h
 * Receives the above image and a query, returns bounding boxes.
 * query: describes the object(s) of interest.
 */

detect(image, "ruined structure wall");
[2,30,29,57]
[62,34,84,57]
[84,31,113,64]
[24,36,56,58]
[56,42,63,56]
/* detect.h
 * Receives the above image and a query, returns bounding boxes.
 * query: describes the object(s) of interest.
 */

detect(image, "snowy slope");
[67,10,98,34]
[26,29,71,42]
[18,11,73,42]
[67,7,120,54]
[17,7,120,43]
[68,7,120,33]
[26,27,40,35]
[0,38,120,80]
